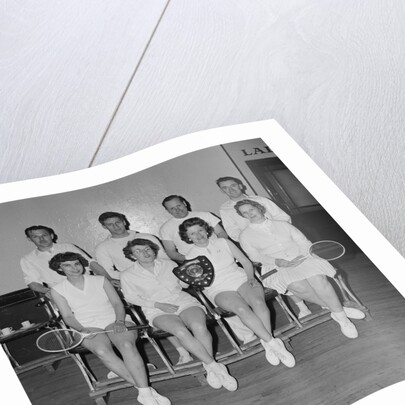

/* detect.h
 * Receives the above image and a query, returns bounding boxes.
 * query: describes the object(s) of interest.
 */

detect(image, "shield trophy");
[172,256,214,288]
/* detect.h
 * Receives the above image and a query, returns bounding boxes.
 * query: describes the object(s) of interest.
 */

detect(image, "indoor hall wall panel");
[0,0,168,183]
[93,0,405,256]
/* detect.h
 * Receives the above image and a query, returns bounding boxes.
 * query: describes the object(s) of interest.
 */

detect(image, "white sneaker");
[107,371,118,379]
[331,313,358,339]
[322,306,366,320]
[343,306,365,320]
[203,363,222,389]
[137,388,171,405]
[266,338,296,368]
[213,363,238,392]
[260,339,280,366]
[298,307,312,319]
[150,388,171,405]
[176,353,193,365]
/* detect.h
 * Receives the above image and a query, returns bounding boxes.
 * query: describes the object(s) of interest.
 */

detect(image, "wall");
[0,141,258,294]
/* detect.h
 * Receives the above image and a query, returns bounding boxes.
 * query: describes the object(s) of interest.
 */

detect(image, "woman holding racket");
[235,200,364,339]
[178,217,296,368]
[121,238,238,392]
[48,252,171,405]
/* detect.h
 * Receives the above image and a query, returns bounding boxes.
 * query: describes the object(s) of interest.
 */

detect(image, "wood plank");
[17,248,405,404]
[0,0,168,182]
[92,0,405,256]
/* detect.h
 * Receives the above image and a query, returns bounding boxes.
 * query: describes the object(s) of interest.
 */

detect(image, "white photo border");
[1,119,404,405]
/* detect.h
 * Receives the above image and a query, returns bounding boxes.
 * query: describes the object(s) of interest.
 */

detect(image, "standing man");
[160,195,227,263]
[95,211,192,364]
[216,177,311,318]
[160,195,256,343]
[21,225,108,298]
[95,211,169,282]
[216,176,291,242]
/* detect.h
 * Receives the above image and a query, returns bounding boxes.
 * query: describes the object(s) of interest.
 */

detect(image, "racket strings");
[37,329,82,352]
[309,241,345,260]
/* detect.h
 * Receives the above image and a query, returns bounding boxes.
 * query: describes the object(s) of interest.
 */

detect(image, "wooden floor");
[17,245,405,405]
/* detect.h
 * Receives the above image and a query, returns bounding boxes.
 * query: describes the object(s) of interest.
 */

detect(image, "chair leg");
[142,333,176,375]
[275,295,303,328]
[335,275,372,319]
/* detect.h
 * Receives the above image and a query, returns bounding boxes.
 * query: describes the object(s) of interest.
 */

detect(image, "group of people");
[20,176,365,405]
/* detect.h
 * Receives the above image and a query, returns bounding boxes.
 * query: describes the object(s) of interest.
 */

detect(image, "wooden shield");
[172,256,214,287]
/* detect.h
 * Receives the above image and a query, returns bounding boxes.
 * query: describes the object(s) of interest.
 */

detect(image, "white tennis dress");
[186,238,248,302]
[53,275,116,329]
[240,219,336,294]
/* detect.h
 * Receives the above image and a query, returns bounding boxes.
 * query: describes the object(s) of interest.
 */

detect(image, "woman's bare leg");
[179,307,213,356]
[215,291,272,342]
[153,314,213,364]
[106,322,148,388]
[237,282,272,335]
[81,328,137,385]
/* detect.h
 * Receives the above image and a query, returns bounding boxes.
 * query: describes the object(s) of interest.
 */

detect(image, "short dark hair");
[161,195,192,211]
[234,199,267,217]
[25,225,58,243]
[98,212,130,230]
[215,176,247,193]
[178,217,214,244]
[123,238,160,262]
[49,252,89,276]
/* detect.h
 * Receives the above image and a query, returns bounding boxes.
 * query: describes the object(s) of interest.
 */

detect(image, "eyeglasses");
[133,247,154,255]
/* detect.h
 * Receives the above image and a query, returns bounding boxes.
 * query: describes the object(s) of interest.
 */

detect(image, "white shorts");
[143,291,206,326]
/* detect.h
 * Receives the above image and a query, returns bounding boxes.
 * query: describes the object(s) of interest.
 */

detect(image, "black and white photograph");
[1,125,405,405]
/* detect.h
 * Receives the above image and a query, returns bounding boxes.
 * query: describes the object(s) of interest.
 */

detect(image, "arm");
[89,261,120,287]
[27,282,52,298]
[219,208,243,241]
[225,239,255,281]
[120,274,157,309]
[213,223,228,239]
[50,289,87,332]
[95,245,119,279]
[103,279,127,332]
[20,257,53,298]
[162,239,186,263]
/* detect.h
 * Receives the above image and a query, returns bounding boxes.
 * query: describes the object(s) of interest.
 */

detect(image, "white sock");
[176,347,190,356]
[332,310,348,322]
[138,387,152,396]
[296,300,309,310]
[203,360,217,371]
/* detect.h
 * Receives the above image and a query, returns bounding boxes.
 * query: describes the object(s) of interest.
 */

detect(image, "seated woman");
[235,199,364,339]
[121,238,237,392]
[178,217,295,368]
[49,252,170,405]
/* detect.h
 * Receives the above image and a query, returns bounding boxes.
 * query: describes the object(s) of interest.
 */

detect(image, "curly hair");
[25,225,58,243]
[49,252,89,276]
[215,176,247,194]
[234,199,267,217]
[123,238,160,262]
[161,195,192,211]
[98,211,130,230]
[178,217,214,244]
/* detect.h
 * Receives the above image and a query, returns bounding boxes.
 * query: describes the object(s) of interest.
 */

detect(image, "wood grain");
[0,0,168,182]
[91,0,405,256]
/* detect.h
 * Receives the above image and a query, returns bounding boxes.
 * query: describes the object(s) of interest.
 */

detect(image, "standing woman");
[235,199,364,339]
[121,238,237,392]
[178,217,295,368]
[49,252,170,405]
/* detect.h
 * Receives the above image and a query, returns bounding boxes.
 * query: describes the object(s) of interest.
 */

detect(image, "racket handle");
[260,269,278,281]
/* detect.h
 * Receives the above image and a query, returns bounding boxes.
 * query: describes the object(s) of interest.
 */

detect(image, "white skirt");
[262,256,336,294]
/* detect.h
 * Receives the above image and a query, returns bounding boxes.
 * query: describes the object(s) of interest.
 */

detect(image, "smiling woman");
[48,251,171,405]
[179,217,296,368]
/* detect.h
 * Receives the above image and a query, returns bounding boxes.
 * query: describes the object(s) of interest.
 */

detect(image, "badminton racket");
[261,240,345,281]
[36,325,146,353]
